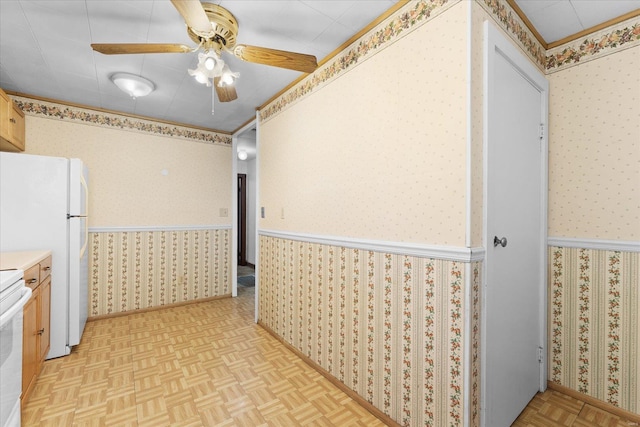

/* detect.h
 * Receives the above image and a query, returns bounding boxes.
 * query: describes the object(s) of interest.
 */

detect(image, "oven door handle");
[0,287,32,329]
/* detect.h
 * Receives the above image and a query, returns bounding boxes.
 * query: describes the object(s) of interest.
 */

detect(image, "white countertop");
[0,250,51,271]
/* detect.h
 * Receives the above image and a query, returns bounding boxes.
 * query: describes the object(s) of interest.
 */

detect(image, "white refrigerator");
[0,152,89,359]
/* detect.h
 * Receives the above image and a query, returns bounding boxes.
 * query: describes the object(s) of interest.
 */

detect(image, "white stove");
[0,269,30,427]
[0,270,24,309]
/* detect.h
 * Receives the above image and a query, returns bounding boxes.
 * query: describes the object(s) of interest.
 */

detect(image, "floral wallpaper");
[12,95,231,145]
[89,228,231,317]
[549,246,639,414]
[470,263,482,427]
[258,235,481,426]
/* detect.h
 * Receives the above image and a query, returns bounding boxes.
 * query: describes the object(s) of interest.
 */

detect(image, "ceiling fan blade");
[233,45,318,74]
[171,0,213,36]
[92,43,192,55]
[214,78,238,103]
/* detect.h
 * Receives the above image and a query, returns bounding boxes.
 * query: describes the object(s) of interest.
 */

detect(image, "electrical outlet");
[261,207,265,218]
[219,208,228,217]
[280,207,285,219]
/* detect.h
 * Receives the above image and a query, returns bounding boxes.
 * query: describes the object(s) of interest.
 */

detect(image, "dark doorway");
[237,173,247,266]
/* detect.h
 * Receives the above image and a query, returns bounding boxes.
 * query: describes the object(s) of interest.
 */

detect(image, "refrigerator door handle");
[80,217,88,259]
[79,173,89,258]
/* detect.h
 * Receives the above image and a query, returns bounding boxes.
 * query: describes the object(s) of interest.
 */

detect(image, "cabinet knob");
[43,266,51,271]
[9,118,16,123]
[37,328,45,335]
[28,278,38,284]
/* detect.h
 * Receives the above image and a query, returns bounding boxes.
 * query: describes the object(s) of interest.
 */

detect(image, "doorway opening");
[238,173,248,266]
[237,172,255,287]
[233,124,257,296]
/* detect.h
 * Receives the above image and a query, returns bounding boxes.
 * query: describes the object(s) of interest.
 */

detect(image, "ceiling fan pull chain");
[211,85,215,115]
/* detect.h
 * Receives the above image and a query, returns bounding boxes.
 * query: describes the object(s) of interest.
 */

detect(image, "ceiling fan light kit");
[91,0,319,113]
[110,73,155,99]
[188,50,238,88]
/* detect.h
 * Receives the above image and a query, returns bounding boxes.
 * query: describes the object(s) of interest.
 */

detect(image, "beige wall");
[545,31,640,417]
[260,1,468,246]
[257,0,640,423]
[548,46,640,241]
[16,99,235,314]
[24,113,232,227]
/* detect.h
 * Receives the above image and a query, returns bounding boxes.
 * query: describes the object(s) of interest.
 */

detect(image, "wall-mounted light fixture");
[237,150,248,160]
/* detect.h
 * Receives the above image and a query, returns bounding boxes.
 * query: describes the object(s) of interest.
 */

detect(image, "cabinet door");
[9,103,25,151]
[38,277,51,362]
[0,89,9,141]
[22,289,39,398]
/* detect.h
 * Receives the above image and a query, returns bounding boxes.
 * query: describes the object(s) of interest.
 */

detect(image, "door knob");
[493,236,507,247]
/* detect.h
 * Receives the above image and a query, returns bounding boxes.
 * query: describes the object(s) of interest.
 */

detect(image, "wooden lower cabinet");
[38,277,51,361]
[22,292,38,401]
[21,257,51,405]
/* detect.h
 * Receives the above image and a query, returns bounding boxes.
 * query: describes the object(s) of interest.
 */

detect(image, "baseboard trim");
[259,229,485,262]
[258,320,400,427]
[87,294,232,321]
[547,381,640,423]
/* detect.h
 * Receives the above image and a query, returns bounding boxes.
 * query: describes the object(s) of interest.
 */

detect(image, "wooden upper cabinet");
[0,87,25,152]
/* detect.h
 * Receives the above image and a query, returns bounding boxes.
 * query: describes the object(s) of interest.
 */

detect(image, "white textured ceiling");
[513,0,640,44]
[0,0,397,132]
[1,1,638,133]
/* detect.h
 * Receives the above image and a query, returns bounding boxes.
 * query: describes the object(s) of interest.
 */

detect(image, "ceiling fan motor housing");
[187,3,238,50]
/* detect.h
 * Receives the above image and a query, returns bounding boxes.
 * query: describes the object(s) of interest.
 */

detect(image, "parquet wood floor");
[22,284,637,426]
[513,389,638,427]
[22,286,385,427]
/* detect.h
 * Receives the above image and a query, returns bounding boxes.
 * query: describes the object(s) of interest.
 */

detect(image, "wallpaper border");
[11,95,232,146]
[548,237,640,253]
[545,17,640,74]
[259,229,485,262]
[477,0,546,70]
[90,225,232,233]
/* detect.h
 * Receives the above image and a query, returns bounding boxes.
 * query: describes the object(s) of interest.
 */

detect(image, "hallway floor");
[22,285,636,426]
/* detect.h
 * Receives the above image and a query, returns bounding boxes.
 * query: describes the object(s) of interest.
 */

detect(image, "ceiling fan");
[91,0,319,104]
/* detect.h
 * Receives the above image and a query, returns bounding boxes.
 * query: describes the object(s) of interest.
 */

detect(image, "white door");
[482,22,548,426]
